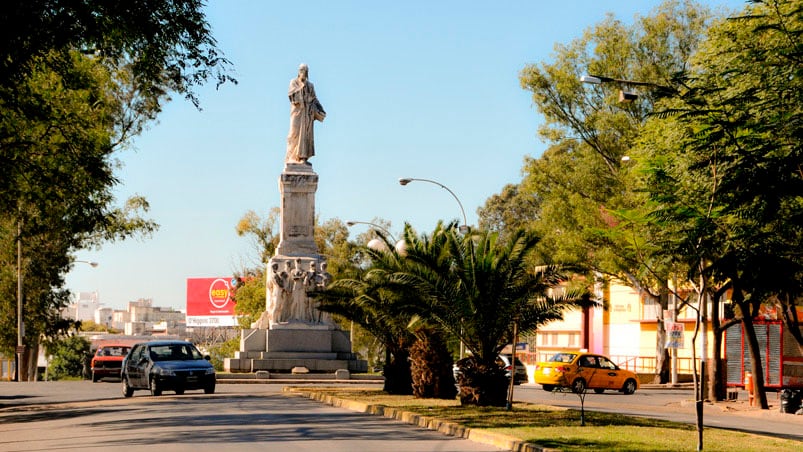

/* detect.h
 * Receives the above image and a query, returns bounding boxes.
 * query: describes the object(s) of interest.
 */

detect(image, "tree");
[638,0,803,409]
[236,208,280,267]
[477,183,541,236]
[393,223,585,406]
[317,263,418,395]
[45,334,91,380]
[0,1,233,378]
[500,0,720,383]
[0,0,234,109]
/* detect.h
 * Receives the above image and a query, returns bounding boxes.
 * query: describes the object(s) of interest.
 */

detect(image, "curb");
[286,388,559,452]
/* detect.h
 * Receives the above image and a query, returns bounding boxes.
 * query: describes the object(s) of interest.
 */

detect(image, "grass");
[293,388,801,452]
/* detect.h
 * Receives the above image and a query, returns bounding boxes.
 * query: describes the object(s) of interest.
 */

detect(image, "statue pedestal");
[224,325,367,373]
[224,163,367,374]
[276,163,318,257]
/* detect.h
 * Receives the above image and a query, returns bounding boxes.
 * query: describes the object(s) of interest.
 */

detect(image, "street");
[0,381,500,452]
[1,380,802,451]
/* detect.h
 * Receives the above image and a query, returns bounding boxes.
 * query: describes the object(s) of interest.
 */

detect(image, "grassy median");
[291,388,800,452]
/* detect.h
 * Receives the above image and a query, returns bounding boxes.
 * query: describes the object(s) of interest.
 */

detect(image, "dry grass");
[293,388,801,452]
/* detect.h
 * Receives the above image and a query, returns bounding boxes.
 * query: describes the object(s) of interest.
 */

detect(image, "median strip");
[284,387,552,452]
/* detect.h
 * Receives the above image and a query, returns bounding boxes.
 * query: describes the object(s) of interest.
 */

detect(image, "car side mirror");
[204,355,211,361]
[138,357,148,365]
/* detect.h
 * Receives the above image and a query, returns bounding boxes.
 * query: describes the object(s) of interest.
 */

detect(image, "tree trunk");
[24,343,37,381]
[779,294,803,354]
[409,329,456,399]
[710,290,725,401]
[740,309,769,409]
[652,290,671,384]
[455,356,508,407]
[383,348,412,395]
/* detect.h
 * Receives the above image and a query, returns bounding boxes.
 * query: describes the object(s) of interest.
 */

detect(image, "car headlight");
[157,367,175,376]
[204,368,215,375]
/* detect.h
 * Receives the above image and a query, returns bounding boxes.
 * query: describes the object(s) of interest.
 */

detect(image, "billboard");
[186,277,238,327]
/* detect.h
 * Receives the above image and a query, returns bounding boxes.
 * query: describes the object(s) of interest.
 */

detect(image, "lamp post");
[580,74,673,103]
[75,260,99,268]
[398,178,469,233]
[346,221,397,243]
[15,220,22,382]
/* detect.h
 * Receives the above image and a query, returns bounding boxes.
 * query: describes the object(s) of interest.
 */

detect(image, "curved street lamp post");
[398,177,471,359]
[398,178,469,234]
[346,221,397,244]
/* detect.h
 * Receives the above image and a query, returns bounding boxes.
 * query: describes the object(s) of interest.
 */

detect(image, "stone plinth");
[224,322,367,374]
[276,163,318,257]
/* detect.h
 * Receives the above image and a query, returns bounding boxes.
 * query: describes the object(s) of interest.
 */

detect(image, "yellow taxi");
[534,351,639,394]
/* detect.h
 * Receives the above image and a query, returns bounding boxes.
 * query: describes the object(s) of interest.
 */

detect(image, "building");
[63,295,187,337]
[61,291,101,322]
[532,279,714,379]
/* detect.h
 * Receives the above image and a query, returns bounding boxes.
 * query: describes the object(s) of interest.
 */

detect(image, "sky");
[65,0,746,311]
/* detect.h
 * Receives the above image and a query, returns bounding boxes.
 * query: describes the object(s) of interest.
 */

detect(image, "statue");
[266,261,290,324]
[286,64,325,164]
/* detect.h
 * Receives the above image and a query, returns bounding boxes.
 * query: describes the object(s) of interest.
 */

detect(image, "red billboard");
[186,277,238,327]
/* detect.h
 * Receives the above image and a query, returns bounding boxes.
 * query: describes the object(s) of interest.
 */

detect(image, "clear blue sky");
[66,0,746,310]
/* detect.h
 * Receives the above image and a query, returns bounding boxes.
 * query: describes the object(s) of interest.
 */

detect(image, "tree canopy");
[0,1,234,376]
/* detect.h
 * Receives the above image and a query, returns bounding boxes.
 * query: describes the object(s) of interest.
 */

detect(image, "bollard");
[744,372,754,407]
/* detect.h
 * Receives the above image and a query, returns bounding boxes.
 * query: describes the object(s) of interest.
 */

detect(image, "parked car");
[121,340,215,397]
[453,354,528,385]
[499,354,529,385]
[534,351,639,394]
[91,344,131,382]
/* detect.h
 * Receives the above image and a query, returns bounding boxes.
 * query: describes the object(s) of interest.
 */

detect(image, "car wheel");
[594,388,605,394]
[122,376,134,398]
[622,379,637,395]
[92,372,99,383]
[541,384,555,392]
[174,388,185,395]
[571,378,587,394]
[204,383,215,394]
[149,376,162,396]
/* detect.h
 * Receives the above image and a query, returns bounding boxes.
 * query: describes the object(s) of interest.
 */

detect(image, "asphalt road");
[2,380,802,450]
[0,381,502,452]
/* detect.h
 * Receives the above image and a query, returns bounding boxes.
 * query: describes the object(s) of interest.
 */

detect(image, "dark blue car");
[121,340,216,397]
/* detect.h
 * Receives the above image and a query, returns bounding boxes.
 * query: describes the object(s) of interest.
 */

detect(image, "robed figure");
[286,64,325,163]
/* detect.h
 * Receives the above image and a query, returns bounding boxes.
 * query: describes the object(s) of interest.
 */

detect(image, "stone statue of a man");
[286,64,325,164]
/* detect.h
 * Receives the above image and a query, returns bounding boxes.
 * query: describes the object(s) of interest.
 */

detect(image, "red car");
[91,344,132,382]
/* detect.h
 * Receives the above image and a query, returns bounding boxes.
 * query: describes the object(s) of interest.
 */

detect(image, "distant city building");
[64,295,186,337]
[95,307,114,329]
[70,291,100,321]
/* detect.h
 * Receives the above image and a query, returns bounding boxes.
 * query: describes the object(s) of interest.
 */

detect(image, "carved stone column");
[276,163,319,257]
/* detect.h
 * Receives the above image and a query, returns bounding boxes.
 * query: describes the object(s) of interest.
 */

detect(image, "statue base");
[224,325,368,373]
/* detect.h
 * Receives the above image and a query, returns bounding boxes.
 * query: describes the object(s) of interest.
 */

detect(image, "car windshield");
[548,353,577,363]
[149,344,204,361]
[98,346,130,357]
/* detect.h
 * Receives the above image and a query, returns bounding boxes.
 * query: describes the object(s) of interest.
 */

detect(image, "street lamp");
[75,260,99,268]
[398,178,469,234]
[580,74,673,103]
[346,221,397,243]
[346,221,406,254]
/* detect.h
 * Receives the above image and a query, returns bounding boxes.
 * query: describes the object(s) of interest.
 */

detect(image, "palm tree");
[316,266,418,395]
[319,222,589,405]
[390,222,588,406]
